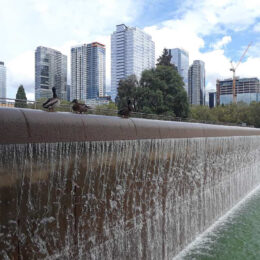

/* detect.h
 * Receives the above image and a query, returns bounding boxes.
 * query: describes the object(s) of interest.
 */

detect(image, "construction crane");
[230,42,252,103]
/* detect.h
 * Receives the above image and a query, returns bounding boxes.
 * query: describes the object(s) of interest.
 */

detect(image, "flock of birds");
[42,87,133,118]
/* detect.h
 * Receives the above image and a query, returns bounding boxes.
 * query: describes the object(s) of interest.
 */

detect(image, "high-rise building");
[35,46,67,100]
[209,92,216,108]
[168,48,189,93]
[87,42,106,99]
[71,42,106,103]
[66,84,70,101]
[71,44,87,102]
[188,60,205,105]
[111,24,155,99]
[0,61,6,103]
[216,78,260,105]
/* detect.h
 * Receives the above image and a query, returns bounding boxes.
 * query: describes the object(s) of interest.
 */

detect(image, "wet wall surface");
[0,108,260,259]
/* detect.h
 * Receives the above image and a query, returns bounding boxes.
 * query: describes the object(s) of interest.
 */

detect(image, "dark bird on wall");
[42,87,60,112]
[71,99,91,114]
[118,99,133,118]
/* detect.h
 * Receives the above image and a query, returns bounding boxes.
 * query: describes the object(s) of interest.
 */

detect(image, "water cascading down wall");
[1,107,260,259]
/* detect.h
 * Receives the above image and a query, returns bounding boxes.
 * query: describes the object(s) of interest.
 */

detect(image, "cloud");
[253,22,260,32]
[2,0,260,99]
[144,23,205,62]
[7,51,35,99]
[1,0,144,98]
[238,57,260,78]
[27,92,35,101]
[28,0,143,37]
[212,36,232,50]
[193,0,260,33]
[144,0,260,93]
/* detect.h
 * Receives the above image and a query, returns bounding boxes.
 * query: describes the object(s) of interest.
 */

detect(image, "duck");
[71,99,91,114]
[118,99,133,118]
[42,87,60,112]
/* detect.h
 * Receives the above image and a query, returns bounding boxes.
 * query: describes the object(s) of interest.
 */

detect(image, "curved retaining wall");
[1,108,260,144]
[1,108,260,259]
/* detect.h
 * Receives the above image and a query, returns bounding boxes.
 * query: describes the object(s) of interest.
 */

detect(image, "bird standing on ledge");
[42,87,60,112]
[71,99,91,114]
[118,99,133,118]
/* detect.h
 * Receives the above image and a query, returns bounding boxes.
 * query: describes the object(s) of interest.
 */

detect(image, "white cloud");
[2,0,260,99]
[212,36,232,50]
[253,22,260,32]
[26,0,144,42]
[144,0,260,93]
[238,57,260,78]
[1,0,144,98]
[144,23,205,62]
[195,0,260,32]
[27,92,35,101]
[7,51,35,99]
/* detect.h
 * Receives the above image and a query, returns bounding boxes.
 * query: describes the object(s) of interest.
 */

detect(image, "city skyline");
[1,0,260,100]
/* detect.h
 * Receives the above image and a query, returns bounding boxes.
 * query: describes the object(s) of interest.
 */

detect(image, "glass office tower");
[168,48,189,93]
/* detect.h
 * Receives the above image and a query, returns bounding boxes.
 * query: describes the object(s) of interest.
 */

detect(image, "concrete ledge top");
[1,107,260,144]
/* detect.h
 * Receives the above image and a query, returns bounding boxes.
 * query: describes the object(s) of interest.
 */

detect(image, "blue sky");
[1,0,260,100]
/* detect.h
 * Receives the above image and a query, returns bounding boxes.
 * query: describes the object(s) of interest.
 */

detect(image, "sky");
[1,0,260,101]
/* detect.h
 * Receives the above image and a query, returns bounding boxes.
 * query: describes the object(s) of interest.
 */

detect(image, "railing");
[0,97,251,127]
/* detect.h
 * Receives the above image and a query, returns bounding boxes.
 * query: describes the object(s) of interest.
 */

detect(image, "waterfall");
[0,136,260,259]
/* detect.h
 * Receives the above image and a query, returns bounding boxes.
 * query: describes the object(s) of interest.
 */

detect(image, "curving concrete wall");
[1,108,260,144]
[1,108,260,259]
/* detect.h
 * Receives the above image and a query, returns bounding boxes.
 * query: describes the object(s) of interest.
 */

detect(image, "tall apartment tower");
[71,43,106,103]
[71,44,88,102]
[188,60,205,105]
[0,61,6,103]
[168,48,189,93]
[111,24,155,99]
[87,42,106,99]
[35,46,67,100]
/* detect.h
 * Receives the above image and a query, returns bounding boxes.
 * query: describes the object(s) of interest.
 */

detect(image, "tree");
[156,48,177,71]
[190,105,217,122]
[138,66,189,117]
[116,75,139,111]
[157,48,172,66]
[189,101,260,127]
[95,102,118,116]
[116,60,189,118]
[15,85,27,108]
[248,102,260,127]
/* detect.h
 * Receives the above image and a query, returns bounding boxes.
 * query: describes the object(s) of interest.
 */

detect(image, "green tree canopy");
[248,101,260,127]
[157,48,172,66]
[138,66,189,117]
[116,75,139,112]
[190,101,260,128]
[116,55,189,118]
[156,48,177,71]
[15,85,27,108]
